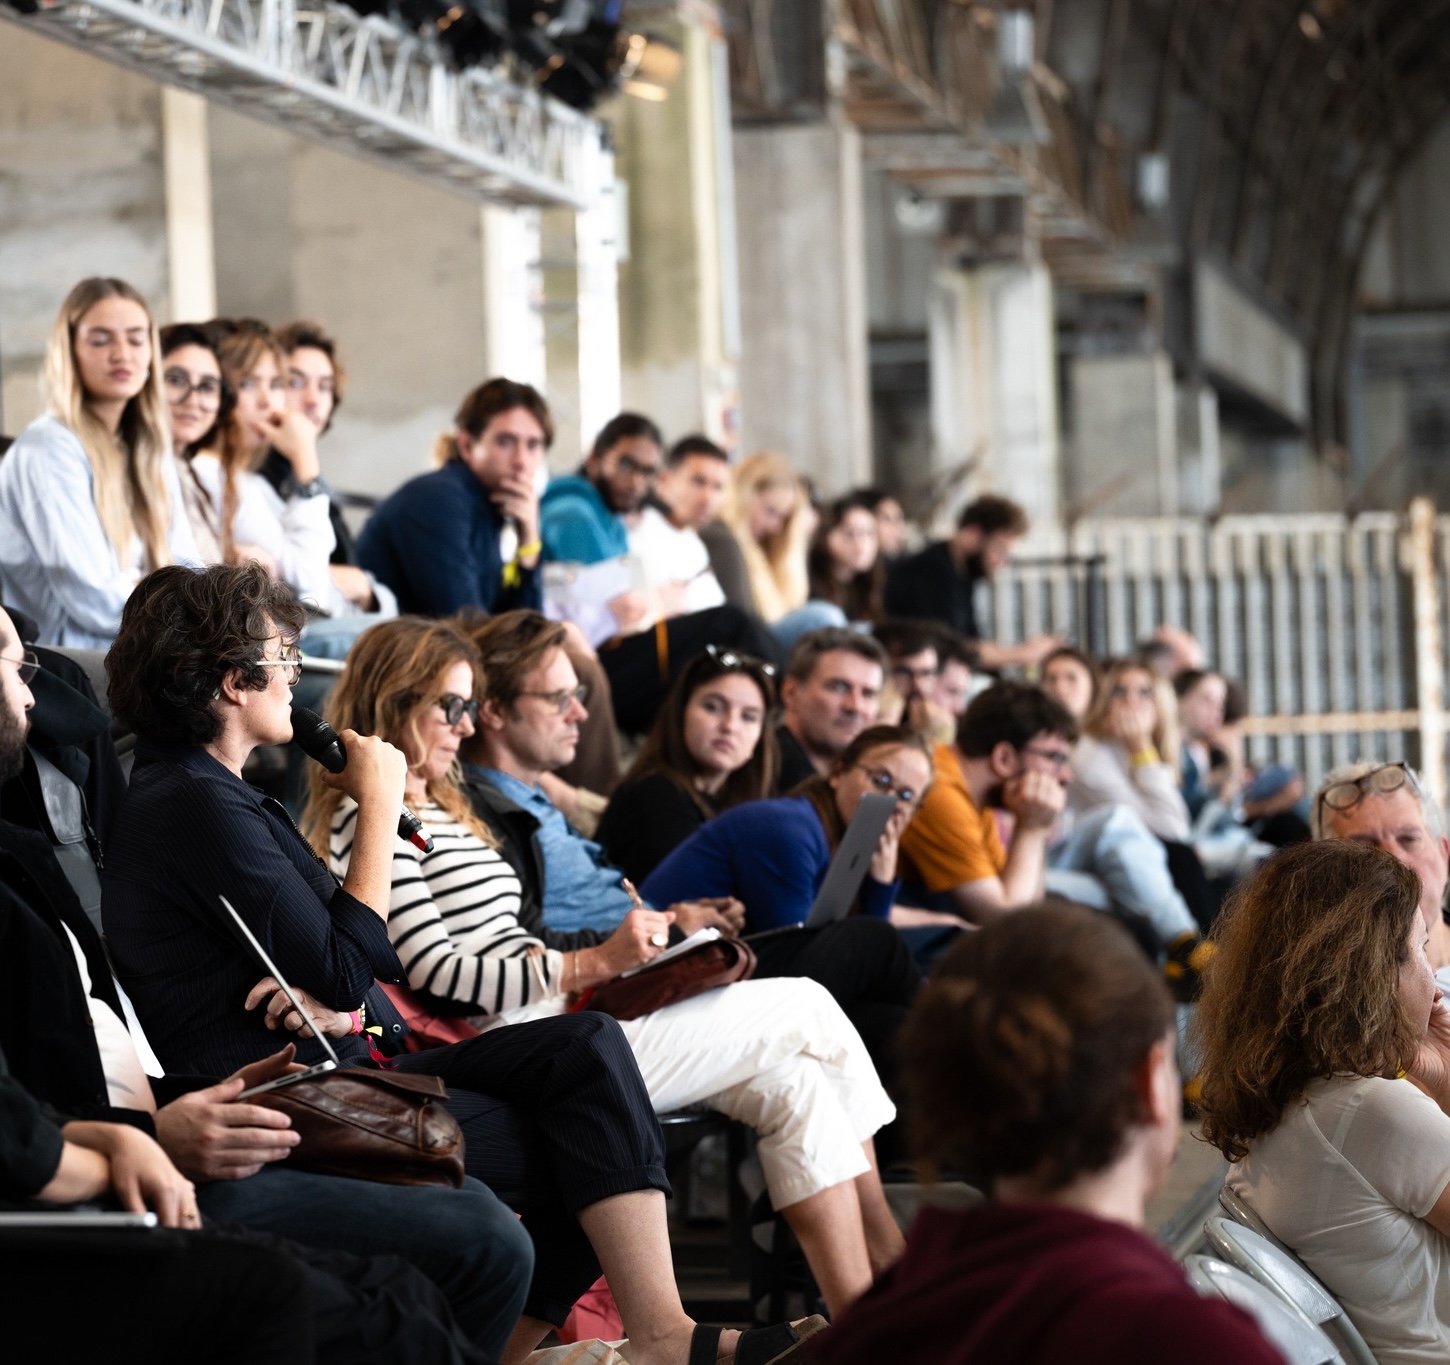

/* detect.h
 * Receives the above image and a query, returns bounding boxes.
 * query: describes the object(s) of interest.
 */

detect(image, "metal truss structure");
[0,0,599,206]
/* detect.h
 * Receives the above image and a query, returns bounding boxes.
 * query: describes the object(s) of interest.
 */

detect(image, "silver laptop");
[804,791,898,928]
[219,895,341,1097]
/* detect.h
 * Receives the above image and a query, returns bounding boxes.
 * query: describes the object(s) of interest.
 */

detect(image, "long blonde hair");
[209,325,288,562]
[302,617,498,851]
[720,451,810,622]
[45,278,172,569]
[1083,658,1181,777]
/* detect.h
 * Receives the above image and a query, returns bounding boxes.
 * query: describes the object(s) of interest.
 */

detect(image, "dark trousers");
[0,1228,313,1362]
[394,1009,669,1326]
[197,1168,532,1358]
[749,917,921,1167]
[601,604,783,733]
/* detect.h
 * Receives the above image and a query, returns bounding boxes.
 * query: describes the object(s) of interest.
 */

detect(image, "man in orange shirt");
[899,683,1205,991]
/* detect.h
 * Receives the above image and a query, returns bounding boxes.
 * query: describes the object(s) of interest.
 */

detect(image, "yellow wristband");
[1130,748,1161,767]
[516,540,542,559]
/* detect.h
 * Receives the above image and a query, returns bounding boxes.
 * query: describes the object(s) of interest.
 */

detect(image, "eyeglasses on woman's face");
[163,367,223,409]
[253,647,302,687]
[437,694,481,728]
[856,764,921,806]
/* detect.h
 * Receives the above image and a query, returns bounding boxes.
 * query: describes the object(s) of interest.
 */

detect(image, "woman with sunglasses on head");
[0,278,200,649]
[308,615,903,1325]
[642,726,930,1160]
[1196,839,1450,1365]
[595,646,779,886]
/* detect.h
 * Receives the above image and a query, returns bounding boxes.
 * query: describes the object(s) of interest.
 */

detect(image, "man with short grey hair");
[1314,760,1450,987]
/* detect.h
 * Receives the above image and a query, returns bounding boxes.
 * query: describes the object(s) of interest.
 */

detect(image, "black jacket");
[462,768,606,952]
[883,540,983,640]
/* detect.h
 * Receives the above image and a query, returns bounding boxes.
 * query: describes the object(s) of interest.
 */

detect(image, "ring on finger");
[649,931,668,948]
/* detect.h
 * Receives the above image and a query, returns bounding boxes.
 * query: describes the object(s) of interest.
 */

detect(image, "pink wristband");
[348,1009,363,1035]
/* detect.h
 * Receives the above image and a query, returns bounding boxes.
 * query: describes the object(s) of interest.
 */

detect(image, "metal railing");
[1,0,597,205]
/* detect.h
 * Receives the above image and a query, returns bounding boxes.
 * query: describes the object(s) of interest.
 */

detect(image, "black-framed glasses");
[437,694,480,728]
[254,648,302,686]
[856,765,920,805]
[1317,763,1416,820]
[614,454,661,482]
[163,367,223,408]
[0,649,39,685]
[519,683,588,715]
[1022,743,1073,771]
[704,643,777,678]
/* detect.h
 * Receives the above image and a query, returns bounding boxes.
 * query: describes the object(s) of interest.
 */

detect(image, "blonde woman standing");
[0,278,199,647]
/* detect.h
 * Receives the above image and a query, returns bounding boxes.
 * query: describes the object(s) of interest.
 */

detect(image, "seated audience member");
[720,451,837,647]
[775,629,887,793]
[312,618,903,1319]
[97,564,813,1365]
[274,320,399,628]
[0,600,537,1358]
[883,495,1060,671]
[1039,645,1098,723]
[1068,657,1189,842]
[806,494,885,626]
[812,904,1281,1365]
[932,631,977,718]
[624,436,729,617]
[1177,667,1309,849]
[462,618,921,1126]
[665,435,755,610]
[596,645,778,885]
[0,278,200,648]
[1138,623,1206,680]
[854,487,907,563]
[897,684,1206,985]
[160,322,229,563]
[1313,761,1450,990]
[357,377,547,618]
[872,620,953,746]
[1196,840,1450,1365]
[538,413,780,732]
[190,320,342,611]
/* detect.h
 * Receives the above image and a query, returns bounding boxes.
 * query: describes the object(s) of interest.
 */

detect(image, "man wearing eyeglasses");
[899,681,1205,989]
[1314,762,1450,989]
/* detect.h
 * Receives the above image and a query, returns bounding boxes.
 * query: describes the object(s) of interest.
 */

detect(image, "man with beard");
[884,495,1061,671]
[539,413,781,732]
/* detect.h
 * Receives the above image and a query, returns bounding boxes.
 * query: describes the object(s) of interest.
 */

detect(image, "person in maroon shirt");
[809,901,1283,1365]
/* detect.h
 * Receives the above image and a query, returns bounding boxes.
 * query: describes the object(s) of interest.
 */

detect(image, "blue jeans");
[197,1167,533,1360]
[1046,804,1197,945]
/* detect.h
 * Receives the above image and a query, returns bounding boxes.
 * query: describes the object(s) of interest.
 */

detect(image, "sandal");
[688,1315,829,1365]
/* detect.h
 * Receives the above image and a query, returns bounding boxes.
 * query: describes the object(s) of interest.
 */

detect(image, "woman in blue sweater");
[643,725,930,1165]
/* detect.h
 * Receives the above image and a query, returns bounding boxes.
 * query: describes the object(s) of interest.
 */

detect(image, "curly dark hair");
[1194,840,1423,1163]
[956,680,1078,756]
[106,563,307,746]
[901,901,1173,1190]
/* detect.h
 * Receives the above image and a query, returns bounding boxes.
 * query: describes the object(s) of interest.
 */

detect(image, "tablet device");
[804,792,897,928]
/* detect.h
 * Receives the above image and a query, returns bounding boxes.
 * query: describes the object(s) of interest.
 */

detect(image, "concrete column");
[1067,351,1179,517]
[209,107,492,499]
[0,29,168,434]
[928,261,1060,531]
[574,133,623,454]
[1176,381,1221,516]
[733,116,871,492]
[161,89,216,321]
[480,204,545,390]
[608,6,740,448]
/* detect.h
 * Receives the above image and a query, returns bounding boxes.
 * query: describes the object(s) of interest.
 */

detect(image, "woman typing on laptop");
[98,562,823,1365]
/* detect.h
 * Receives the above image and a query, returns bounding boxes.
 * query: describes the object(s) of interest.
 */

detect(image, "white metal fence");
[984,499,1449,804]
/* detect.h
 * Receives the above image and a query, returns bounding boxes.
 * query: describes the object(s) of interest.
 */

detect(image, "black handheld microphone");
[290,705,434,854]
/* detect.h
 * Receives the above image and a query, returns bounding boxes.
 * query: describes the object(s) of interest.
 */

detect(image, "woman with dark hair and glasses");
[595,645,779,884]
[643,725,931,1159]
[99,563,824,1365]
[306,615,904,1322]
[160,323,230,563]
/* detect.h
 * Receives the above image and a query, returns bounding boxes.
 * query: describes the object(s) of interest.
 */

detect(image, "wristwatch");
[282,473,331,500]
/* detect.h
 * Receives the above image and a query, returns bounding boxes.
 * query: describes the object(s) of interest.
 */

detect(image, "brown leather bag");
[252,1068,466,1188]
[578,936,758,1022]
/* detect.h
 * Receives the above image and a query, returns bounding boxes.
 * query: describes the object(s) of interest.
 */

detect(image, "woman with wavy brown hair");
[1196,840,1450,1364]
[811,902,1279,1364]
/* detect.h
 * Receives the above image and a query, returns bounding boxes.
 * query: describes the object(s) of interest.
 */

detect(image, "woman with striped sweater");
[305,617,905,1320]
